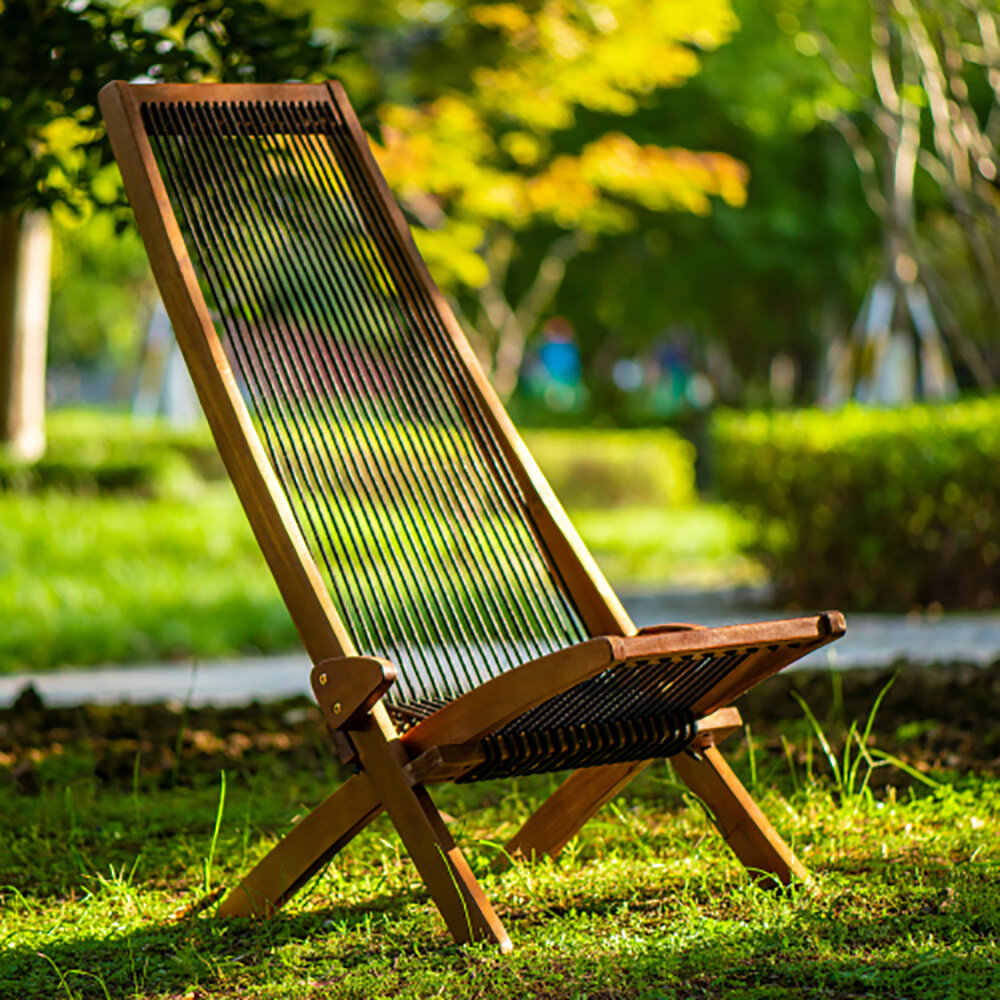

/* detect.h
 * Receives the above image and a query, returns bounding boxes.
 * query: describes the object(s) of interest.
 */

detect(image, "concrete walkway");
[3,590,999,709]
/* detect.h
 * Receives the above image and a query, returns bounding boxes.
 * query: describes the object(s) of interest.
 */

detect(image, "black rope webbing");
[304,97,587,652]
[168,101,453,689]
[460,643,775,781]
[143,99,589,704]
[307,103,584,648]
[150,104,410,673]
[241,101,546,671]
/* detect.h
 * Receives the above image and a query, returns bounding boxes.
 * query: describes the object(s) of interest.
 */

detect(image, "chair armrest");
[311,656,397,730]
[636,623,707,635]
[401,612,845,756]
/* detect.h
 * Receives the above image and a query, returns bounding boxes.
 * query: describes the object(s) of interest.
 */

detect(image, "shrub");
[2,410,697,512]
[524,428,696,509]
[0,410,223,495]
[712,398,1000,611]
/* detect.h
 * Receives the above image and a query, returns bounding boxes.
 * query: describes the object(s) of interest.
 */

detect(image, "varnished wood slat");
[98,81,354,667]
[608,611,845,663]
[219,772,382,917]
[690,706,743,748]
[502,760,650,865]
[126,82,332,104]
[405,744,488,786]
[401,638,616,756]
[325,81,633,641]
[636,623,707,634]
[671,746,807,886]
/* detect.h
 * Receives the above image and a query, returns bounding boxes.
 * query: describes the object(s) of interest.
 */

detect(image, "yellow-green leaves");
[371,0,749,289]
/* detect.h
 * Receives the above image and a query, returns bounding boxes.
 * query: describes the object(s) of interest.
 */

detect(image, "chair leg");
[502,745,806,888]
[500,761,650,867]
[219,771,382,918]
[671,745,807,885]
[353,724,512,952]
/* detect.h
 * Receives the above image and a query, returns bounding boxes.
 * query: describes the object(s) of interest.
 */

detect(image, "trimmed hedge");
[525,428,696,509]
[0,410,223,495]
[712,398,1000,611]
[2,410,697,511]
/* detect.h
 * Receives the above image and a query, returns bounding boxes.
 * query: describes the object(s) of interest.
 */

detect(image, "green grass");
[1,693,999,998]
[1,486,757,673]
[0,485,299,672]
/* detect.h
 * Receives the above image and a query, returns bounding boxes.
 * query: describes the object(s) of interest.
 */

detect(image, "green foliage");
[0,409,222,494]
[374,0,747,256]
[48,211,156,368]
[567,503,760,589]
[550,0,879,401]
[0,0,335,218]
[364,0,751,395]
[712,398,1000,610]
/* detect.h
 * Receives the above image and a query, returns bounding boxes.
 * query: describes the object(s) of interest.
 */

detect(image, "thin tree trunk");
[0,211,50,460]
[481,231,591,400]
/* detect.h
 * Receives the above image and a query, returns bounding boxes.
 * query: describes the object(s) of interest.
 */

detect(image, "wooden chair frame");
[100,80,845,952]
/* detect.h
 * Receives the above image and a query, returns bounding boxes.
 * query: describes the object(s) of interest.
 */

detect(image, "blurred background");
[1,0,998,675]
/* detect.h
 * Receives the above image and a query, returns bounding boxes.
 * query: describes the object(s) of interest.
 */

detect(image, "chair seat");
[463,708,699,781]
[390,619,845,781]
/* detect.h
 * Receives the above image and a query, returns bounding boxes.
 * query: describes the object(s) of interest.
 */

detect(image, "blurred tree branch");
[808,0,998,397]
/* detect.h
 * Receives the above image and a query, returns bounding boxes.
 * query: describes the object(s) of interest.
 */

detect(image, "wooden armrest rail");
[401,612,845,756]
[636,623,707,634]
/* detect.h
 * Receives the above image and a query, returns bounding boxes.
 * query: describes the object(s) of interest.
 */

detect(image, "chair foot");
[219,771,382,918]
[671,745,807,885]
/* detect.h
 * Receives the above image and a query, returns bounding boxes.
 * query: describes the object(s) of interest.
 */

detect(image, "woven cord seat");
[101,80,846,952]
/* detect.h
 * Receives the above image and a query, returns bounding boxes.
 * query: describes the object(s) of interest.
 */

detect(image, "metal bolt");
[318,672,327,685]
[333,702,342,715]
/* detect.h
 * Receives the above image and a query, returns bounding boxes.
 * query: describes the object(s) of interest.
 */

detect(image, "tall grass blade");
[203,769,227,895]
[791,691,842,792]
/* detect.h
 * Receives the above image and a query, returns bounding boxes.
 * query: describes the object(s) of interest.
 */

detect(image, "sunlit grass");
[1,713,998,999]
[1,489,759,672]
[0,485,297,672]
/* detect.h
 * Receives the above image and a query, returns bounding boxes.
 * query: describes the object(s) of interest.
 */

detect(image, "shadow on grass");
[3,865,999,999]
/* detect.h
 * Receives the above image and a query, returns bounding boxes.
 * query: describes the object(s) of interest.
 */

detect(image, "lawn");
[0,487,756,673]
[2,671,999,998]
[0,486,299,673]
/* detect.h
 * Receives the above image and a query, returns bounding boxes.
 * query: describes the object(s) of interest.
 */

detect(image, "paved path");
[3,591,999,708]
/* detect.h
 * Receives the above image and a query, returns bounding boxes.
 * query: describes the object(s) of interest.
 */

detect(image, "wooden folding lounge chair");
[100,81,845,952]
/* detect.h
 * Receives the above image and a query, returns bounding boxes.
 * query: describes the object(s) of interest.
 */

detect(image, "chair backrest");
[101,81,635,705]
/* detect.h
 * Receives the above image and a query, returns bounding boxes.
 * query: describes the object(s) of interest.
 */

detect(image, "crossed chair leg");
[219,715,804,949]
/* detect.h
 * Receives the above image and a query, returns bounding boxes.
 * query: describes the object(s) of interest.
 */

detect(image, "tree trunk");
[475,231,592,400]
[0,211,50,460]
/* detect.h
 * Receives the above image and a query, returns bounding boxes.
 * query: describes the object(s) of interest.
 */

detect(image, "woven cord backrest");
[139,94,589,704]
